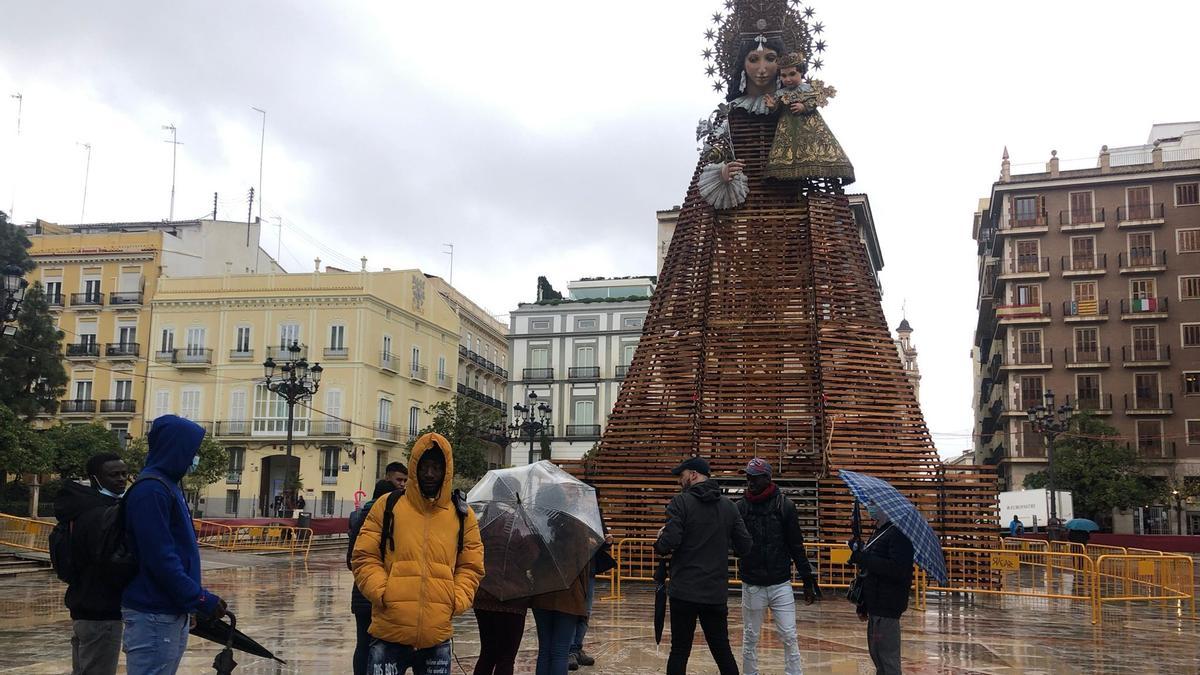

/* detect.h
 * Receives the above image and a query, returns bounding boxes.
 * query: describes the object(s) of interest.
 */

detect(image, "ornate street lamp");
[1,265,29,337]
[509,390,552,465]
[1027,389,1072,540]
[262,341,322,514]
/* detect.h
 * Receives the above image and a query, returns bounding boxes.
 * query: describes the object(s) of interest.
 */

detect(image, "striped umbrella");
[838,470,948,584]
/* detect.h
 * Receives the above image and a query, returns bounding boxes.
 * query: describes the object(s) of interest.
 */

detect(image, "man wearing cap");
[655,456,753,675]
[738,458,822,675]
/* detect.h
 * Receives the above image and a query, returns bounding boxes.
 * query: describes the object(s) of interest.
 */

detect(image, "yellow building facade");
[145,268,460,518]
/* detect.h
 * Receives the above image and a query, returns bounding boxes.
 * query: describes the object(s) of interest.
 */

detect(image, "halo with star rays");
[701,0,829,92]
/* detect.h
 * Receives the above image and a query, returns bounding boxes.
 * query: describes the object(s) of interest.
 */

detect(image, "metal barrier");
[1094,554,1195,622]
[0,513,53,553]
[203,520,314,559]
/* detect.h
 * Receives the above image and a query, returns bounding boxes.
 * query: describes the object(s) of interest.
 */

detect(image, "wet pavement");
[1,549,1197,673]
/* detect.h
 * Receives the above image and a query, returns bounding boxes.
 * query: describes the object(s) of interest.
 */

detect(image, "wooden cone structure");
[585,107,996,557]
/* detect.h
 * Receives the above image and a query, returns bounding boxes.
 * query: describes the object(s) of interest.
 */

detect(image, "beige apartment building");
[972,123,1200,534]
[23,218,276,442]
[145,267,460,518]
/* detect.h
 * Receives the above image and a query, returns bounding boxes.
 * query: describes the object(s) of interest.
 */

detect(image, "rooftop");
[997,122,1200,186]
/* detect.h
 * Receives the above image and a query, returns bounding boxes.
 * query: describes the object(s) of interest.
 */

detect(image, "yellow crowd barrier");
[0,513,53,553]
[193,520,313,559]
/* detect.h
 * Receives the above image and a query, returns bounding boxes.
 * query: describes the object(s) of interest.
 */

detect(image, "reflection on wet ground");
[1,549,1197,673]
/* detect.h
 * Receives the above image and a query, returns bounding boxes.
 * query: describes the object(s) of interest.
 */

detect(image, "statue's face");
[780,66,803,89]
[743,48,779,93]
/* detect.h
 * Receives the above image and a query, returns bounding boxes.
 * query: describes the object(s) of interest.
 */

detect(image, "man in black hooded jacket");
[654,457,752,675]
[54,452,128,675]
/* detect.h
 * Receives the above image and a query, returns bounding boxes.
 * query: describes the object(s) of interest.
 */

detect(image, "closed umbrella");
[467,460,605,601]
[837,470,948,584]
[190,612,285,672]
[653,557,668,644]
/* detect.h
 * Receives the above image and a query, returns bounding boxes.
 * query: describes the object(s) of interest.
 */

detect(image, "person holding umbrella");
[655,457,753,675]
[737,458,821,675]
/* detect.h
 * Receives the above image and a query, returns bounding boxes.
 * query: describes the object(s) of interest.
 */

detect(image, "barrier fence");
[0,513,53,553]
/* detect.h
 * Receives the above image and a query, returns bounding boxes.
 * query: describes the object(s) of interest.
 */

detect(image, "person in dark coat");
[54,452,128,675]
[347,479,399,675]
[736,458,820,675]
[849,500,914,675]
[654,457,753,675]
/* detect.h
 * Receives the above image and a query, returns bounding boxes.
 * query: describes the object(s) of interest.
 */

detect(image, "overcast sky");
[1,1,1196,457]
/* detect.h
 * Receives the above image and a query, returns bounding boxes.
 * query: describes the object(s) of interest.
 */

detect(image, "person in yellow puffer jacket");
[352,433,485,672]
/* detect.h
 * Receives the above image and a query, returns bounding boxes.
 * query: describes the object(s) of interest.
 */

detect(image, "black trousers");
[473,608,527,675]
[352,607,372,675]
[666,597,739,675]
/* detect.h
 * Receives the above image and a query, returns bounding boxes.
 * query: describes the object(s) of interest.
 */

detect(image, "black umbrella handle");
[224,612,236,648]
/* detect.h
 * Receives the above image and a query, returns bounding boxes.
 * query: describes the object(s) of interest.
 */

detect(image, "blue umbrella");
[838,470,948,584]
[1064,518,1099,532]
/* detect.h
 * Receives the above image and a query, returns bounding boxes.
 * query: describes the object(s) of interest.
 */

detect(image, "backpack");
[94,475,177,590]
[49,520,77,584]
[379,489,468,560]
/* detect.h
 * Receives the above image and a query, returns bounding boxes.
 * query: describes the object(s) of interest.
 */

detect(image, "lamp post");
[2,265,29,337]
[1027,389,1073,540]
[1171,489,1186,535]
[262,341,322,514]
[509,390,552,465]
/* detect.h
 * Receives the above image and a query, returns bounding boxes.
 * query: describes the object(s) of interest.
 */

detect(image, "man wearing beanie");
[737,458,821,675]
[655,456,752,675]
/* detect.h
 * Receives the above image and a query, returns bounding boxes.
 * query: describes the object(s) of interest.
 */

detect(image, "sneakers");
[576,650,595,667]
[568,652,579,671]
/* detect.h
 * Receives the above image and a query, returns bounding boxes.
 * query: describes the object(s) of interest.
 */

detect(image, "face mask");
[97,486,125,498]
[187,455,200,475]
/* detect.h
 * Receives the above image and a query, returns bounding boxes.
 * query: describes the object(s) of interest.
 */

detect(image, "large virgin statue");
[588,1,993,551]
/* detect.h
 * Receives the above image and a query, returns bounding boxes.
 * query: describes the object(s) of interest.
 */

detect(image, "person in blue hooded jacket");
[121,415,226,675]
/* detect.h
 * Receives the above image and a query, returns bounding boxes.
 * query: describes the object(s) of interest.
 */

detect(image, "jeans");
[666,597,739,675]
[368,638,452,674]
[473,609,526,675]
[352,608,372,675]
[741,582,802,675]
[72,619,122,675]
[121,609,189,675]
[532,608,578,675]
[866,615,901,675]
[570,568,596,654]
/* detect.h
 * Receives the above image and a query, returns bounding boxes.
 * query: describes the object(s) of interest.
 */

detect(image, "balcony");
[1060,253,1107,276]
[374,423,401,443]
[1122,344,1171,367]
[60,399,97,415]
[312,418,352,437]
[568,366,601,380]
[1062,299,1109,321]
[410,363,429,382]
[1118,250,1167,274]
[156,348,213,367]
[1131,440,1176,461]
[1116,203,1165,227]
[323,347,349,360]
[322,474,339,486]
[523,367,554,381]
[100,399,137,414]
[987,352,1002,381]
[1058,207,1105,230]
[380,352,397,374]
[999,256,1050,279]
[70,292,103,308]
[229,349,254,361]
[226,471,242,485]
[109,291,143,307]
[1119,297,1168,320]
[1003,349,1052,370]
[46,294,64,308]
[1005,211,1049,232]
[1068,393,1113,416]
[616,364,629,378]
[213,421,251,437]
[497,367,509,379]
[105,342,140,359]
[1064,346,1111,368]
[436,372,453,389]
[265,343,309,361]
[995,303,1051,325]
[1124,392,1173,415]
[458,345,468,357]
[146,419,212,434]
[66,342,100,359]
[565,424,602,439]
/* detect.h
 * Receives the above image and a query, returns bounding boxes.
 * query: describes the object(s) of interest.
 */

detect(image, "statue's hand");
[720,160,745,183]
[764,94,778,110]
[789,102,807,114]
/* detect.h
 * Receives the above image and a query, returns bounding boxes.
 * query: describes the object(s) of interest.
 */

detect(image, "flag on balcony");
[1132,297,1157,312]
[1075,299,1098,315]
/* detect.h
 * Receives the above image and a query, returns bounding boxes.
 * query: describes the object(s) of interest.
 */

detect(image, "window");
[1012,196,1040,226]
[160,328,174,353]
[621,343,637,366]
[1014,240,1040,272]
[321,491,336,516]
[622,316,645,330]
[321,447,339,480]
[575,344,596,367]
[1017,330,1042,364]
[44,280,62,303]
[185,327,206,354]
[225,490,240,515]
[1185,324,1200,348]
[530,345,550,368]
[279,323,300,348]
[1134,373,1160,408]
[1179,229,1200,254]
[109,423,129,450]
[74,380,93,401]
[117,324,136,346]
[324,389,342,433]
[114,380,133,401]
[1128,232,1154,266]
[574,400,595,425]
[382,336,392,361]
[1126,186,1152,220]
[1076,374,1101,410]
[180,389,201,420]
[1130,278,1156,300]
[437,356,447,379]
[235,326,251,353]
[1019,375,1044,410]
[329,324,345,350]
[1188,420,1200,445]
[83,279,101,302]
[1132,326,1159,361]
[1014,284,1040,306]
[154,390,170,418]
[530,318,551,332]
[253,383,308,434]
[228,389,247,433]
[575,317,598,331]
[1074,327,1098,359]
[1184,372,1199,396]
[1068,191,1095,224]
[411,346,421,368]
[1072,281,1097,304]
[1136,420,1163,455]
[1070,236,1096,270]
[228,447,245,474]
[78,328,97,347]
[1176,182,1199,206]
[408,406,420,439]
[1180,276,1200,300]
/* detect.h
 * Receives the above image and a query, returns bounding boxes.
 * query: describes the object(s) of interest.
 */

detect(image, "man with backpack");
[122,415,227,675]
[352,433,484,673]
[347,479,399,675]
[737,458,822,675]
[53,452,128,675]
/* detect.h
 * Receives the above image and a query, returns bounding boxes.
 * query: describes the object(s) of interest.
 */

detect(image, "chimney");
[314,257,321,273]
[1152,140,1163,169]
[1099,145,1111,174]
[361,256,368,272]
[1047,150,1059,178]
[1000,146,1011,183]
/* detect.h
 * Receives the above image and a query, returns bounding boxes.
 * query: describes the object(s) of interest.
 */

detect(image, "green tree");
[44,422,121,479]
[0,212,35,273]
[406,398,503,479]
[1023,414,1159,524]
[0,402,50,477]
